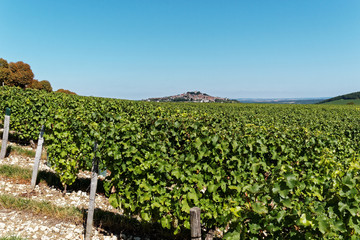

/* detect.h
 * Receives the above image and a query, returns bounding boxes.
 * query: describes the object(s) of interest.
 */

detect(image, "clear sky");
[1,1,359,100]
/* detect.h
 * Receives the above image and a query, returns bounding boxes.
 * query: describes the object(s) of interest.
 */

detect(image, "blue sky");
[1,1,359,100]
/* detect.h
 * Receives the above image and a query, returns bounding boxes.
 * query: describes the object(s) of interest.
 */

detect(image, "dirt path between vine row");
[0,145,148,240]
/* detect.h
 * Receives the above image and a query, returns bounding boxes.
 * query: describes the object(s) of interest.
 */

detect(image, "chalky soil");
[0,154,121,240]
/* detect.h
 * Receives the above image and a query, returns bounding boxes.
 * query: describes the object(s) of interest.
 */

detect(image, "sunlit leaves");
[2,87,360,238]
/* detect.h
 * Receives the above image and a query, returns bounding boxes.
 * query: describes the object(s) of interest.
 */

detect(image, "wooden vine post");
[31,125,45,188]
[190,207,202,240]
[0,108,11,159]
[85,142,98,240]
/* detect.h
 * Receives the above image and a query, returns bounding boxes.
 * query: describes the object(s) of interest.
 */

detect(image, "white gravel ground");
[0,148,145,240]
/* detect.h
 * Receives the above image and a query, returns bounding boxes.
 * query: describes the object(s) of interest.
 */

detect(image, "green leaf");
[161,217,171,229]
[187,190,199,203]
[338,202,348,212]
[171,169,181,179]
[60,151,67,158]
[252,202,268,214]
[223,230,240,240]
[272,183,280,194]
[285,173,297,189]
[108,194,119,208]
[212,135,219,145]
[230,206,242,217]
[318,218,330,234]
[246,183,262,194]
[249,223,261,234]
[348,208,359,217]
[141,211,151,221]
[300,213,314,227]
[282,198,292,208]
[343,174,355,188]
[181,199,190,213]
[208,184,217,193]
[277,210,286,223]
[194,137,202,149]
[220,182,227,192]
[333,220,346,233]
[228,185,241,192]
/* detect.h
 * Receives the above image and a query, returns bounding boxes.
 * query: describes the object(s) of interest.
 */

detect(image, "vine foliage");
[1,86,360,238]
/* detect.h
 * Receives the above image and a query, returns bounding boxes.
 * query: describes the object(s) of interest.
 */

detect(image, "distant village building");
[146,91,237,103]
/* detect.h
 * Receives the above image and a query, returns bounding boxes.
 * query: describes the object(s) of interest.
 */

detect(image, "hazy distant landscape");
[236,97,329,104]
[145,91,360,105]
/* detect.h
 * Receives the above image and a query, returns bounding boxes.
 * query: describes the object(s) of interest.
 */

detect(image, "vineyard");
[1,86,360,239]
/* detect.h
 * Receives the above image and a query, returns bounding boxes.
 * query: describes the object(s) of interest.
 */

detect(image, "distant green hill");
[319,91,360,105]
[322,99,360,105]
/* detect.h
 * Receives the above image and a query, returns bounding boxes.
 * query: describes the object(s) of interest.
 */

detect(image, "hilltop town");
[146,91,237,103]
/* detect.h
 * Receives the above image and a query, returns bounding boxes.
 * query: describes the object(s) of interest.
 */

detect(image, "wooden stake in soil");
[85,142,98,240]
[31,125,45,188]
[0,108,11,159]
[190,207,202,240]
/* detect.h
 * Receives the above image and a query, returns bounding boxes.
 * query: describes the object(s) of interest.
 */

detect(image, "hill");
[319,91,360,105]
[146,91,238,103]
[321,99,360,105]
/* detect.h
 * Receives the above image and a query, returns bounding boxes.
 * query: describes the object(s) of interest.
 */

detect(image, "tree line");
[0,58,76,94]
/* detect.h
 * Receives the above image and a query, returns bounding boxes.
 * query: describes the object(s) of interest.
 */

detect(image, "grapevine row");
[1,86,360,238]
